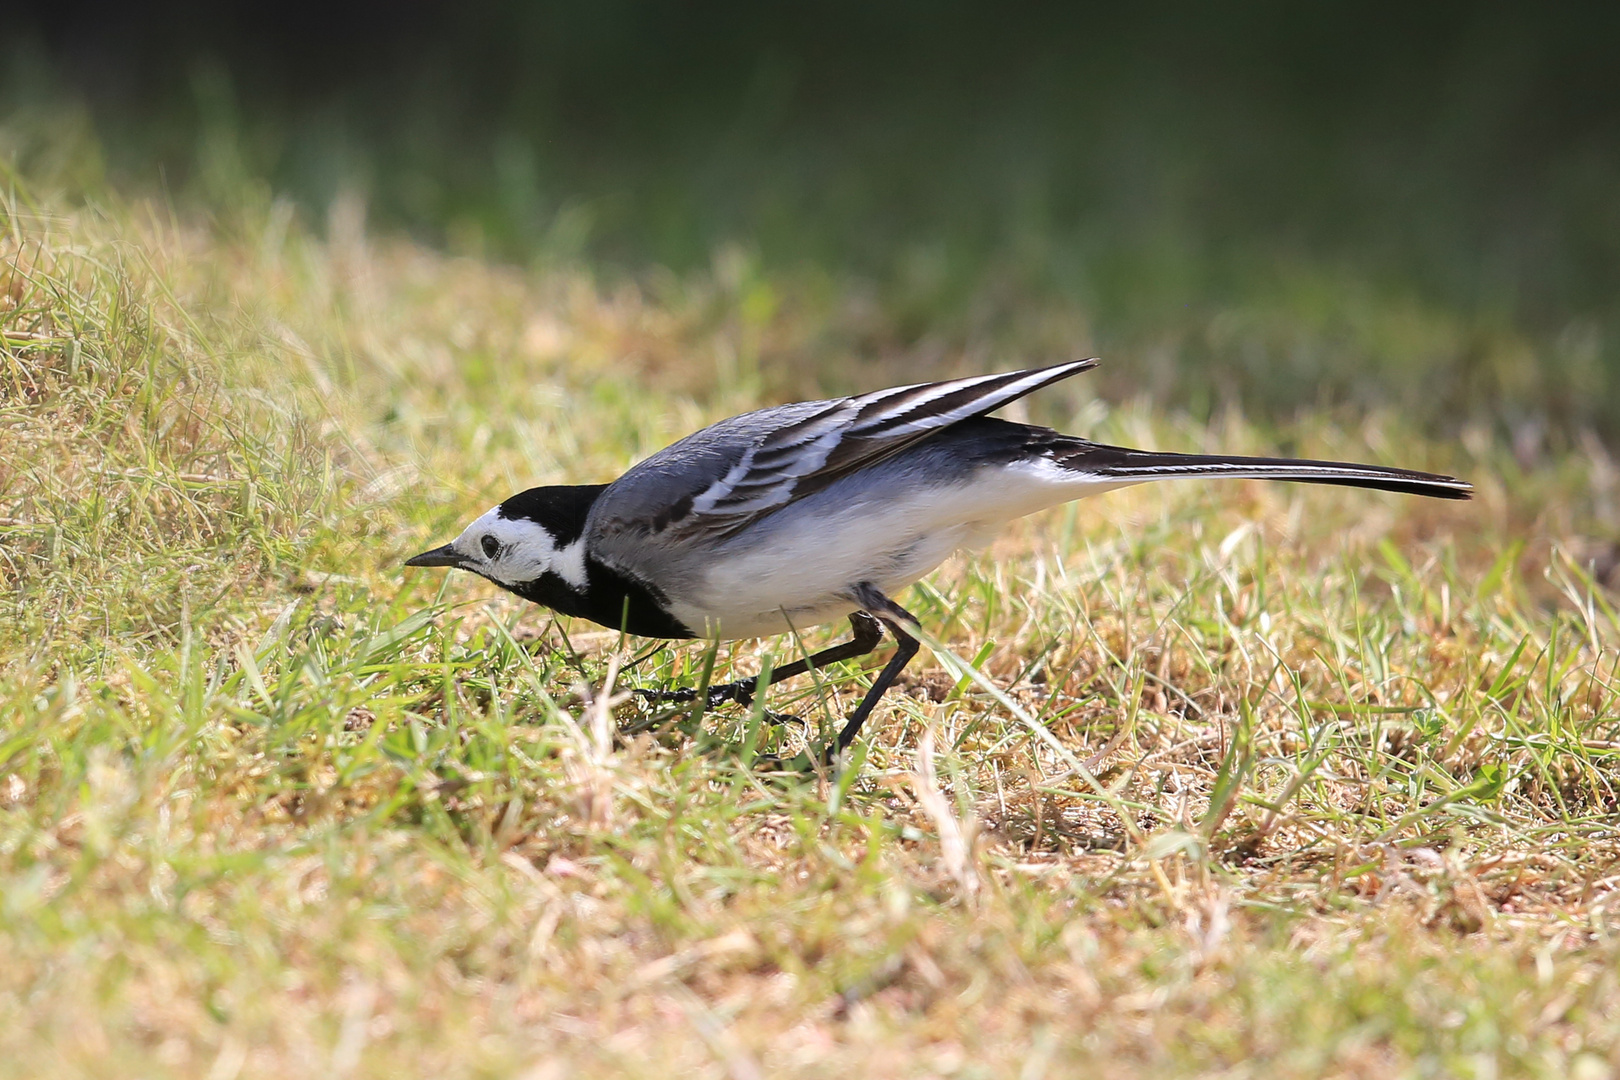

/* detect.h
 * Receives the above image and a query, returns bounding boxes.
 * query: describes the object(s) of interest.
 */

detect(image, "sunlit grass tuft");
[3,180,1619,1078]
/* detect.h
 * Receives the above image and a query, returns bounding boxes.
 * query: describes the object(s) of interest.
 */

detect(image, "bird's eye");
[480,535,501,560]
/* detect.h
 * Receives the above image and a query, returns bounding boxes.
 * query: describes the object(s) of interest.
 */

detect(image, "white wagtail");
[407,360,1470,754]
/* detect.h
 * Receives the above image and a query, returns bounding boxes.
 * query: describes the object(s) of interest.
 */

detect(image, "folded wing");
[589,359,1098,548]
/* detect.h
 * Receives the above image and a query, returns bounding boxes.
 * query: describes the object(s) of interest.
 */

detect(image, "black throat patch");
[507,559,694,639]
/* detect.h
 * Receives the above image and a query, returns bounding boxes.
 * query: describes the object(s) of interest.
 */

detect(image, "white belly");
[666,520,981,639]
[665,461,1129,640]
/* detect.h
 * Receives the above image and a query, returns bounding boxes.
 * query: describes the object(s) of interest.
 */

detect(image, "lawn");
[3,177,1619,1079]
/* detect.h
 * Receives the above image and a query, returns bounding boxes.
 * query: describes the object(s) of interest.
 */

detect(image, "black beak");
[405,543,467,569]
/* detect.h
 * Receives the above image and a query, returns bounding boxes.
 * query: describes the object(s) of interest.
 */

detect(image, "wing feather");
[642,358,1098,539]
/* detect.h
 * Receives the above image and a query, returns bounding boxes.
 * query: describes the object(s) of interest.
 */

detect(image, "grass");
[3,178,1620,1079]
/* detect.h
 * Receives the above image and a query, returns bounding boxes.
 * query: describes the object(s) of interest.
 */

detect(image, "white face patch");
[449,507,588,590]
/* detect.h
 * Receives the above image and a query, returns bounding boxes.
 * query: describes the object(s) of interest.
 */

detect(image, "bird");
[406,359,1471,757]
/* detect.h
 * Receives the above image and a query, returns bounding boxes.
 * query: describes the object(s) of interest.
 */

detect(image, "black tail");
[1058,442,1473,500]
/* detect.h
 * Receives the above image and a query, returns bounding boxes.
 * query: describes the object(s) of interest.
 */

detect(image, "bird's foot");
[634,676,759,711]
[635,684,802,730]
[749,740,849,774]
[746,750,817,775]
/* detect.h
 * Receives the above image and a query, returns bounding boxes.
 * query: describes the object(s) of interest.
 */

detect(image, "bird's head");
[405,484,605,593]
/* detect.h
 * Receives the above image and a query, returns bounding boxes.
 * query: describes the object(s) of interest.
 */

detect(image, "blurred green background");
[7,0,1619,437]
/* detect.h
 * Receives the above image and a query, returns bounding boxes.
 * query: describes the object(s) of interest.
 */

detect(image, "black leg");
[637,611,885,709]
[759,611,884,686]
[832,584,921,754]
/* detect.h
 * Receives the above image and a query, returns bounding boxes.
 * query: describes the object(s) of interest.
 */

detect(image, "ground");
[2,183,1618,1079]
